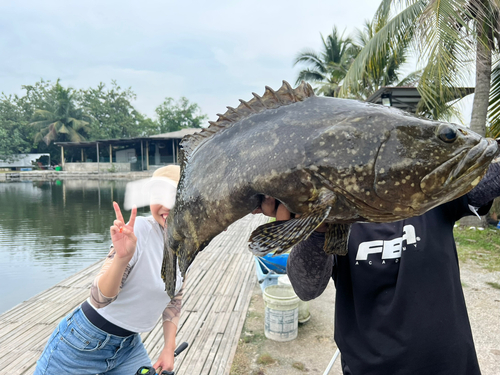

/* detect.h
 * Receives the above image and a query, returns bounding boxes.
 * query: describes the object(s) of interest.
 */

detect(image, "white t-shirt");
[95,216,184,332]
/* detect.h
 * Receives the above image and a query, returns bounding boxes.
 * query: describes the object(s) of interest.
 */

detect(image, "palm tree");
[349,15,417,100]
[469,0,500,136]
[294,27,357,96]
[30,81,91,145]
[340,0,500,132]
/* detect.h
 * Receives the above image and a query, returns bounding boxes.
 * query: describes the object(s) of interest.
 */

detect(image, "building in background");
[54,128,200,172]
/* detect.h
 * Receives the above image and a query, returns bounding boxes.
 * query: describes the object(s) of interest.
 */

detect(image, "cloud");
[0,0,381,122]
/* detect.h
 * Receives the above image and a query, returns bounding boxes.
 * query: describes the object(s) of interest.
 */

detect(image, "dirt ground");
[230,262,500,375]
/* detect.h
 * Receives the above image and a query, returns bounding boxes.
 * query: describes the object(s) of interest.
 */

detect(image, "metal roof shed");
[54,128,201,172]
[366,86,475,114]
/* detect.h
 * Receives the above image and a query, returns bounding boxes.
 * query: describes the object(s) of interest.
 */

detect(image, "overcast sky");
[0,0,392,123]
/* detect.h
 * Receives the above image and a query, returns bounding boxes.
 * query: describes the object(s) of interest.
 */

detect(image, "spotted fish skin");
[161,81,499,297]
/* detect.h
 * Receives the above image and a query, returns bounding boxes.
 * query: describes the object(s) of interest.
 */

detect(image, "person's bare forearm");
[97,256,130,298]
[153,320,177,372]
[163,320,177,351]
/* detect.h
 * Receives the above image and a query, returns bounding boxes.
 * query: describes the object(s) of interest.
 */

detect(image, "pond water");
[0,179,149,314]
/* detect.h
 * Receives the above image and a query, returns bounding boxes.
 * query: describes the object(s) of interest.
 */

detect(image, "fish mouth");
[421,138,499,196]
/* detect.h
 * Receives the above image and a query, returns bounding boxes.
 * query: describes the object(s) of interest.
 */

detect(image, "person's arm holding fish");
[466,159,500,210]
[253,159,500,301]
[252,196,332,301]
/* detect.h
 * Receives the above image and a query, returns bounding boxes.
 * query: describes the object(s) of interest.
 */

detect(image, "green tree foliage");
[0,79,206,161]
[30,80,91,145]
[340,0,500,129]
[350,16,417,100]
[153,97,207,133]
[294,19,417,100]
[79,81,153,140]
[0,95,32,161]
[294,27,358,97]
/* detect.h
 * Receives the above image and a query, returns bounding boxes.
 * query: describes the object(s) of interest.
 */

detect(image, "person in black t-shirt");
[252,161,500,375]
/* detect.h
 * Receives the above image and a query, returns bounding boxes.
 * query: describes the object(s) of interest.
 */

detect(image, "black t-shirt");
[333,196,483,375]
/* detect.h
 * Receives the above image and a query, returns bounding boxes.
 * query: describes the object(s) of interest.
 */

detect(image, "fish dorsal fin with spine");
[179,81,315,169]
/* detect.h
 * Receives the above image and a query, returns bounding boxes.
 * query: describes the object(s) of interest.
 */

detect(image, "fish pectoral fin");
[324,223,351,255]
[248,205,332,256]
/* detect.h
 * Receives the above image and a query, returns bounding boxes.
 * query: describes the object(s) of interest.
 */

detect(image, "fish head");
[372,119,498,215]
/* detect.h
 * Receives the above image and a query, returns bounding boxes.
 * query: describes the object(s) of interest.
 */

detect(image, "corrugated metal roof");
[150,128,201,138]
[366,86,475,114]
[54,128,202,147]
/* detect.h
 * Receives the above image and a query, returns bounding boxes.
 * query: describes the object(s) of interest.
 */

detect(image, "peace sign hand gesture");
[110,201,138,262]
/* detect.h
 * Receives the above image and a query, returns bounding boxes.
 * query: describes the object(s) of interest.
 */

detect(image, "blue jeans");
[34,305,151,375]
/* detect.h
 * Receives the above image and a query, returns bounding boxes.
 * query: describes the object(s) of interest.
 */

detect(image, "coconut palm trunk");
[460,1,496,228]
[470,21,493,136]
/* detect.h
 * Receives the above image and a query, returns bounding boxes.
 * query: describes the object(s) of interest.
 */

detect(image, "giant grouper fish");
[161,81,499,297]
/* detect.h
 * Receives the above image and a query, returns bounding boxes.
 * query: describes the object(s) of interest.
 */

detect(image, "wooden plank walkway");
[0,214,268,375]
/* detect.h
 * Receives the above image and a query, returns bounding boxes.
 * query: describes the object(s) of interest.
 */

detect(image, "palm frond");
[69,118,90,132]
[295,70,325,86]
[43,127,58,146]
[416,0,474,119]
[59,123,69,134]
[31,109,54,121]
[67,127,87,143]
[397,69,424,86]
[340,1,427,97]
[294,50,324,67]
[29,119,53,128]
[294,27,357,90]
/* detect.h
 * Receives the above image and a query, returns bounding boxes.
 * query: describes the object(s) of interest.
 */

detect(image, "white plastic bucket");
[278,275,311,323]
[263,284,300,341]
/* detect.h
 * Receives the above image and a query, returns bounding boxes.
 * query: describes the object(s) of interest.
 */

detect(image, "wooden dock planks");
[0,214,268,375]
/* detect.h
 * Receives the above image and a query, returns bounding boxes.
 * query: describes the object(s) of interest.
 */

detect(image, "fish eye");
[437,125,458,143]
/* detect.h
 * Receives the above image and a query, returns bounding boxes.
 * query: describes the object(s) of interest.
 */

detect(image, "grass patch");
[486,281,500,290]
[242,331,265,344]
[257,353,276,365]
[230,348,252,375]
[292,362,306,371]
[454,226,500,271]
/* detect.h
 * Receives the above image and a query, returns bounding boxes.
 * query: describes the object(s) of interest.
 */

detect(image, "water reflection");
[0,179,149,314]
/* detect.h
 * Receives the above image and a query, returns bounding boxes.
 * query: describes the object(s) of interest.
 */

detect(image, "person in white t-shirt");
[35,165,185,375]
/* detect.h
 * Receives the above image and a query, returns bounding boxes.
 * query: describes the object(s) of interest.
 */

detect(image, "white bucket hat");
[124,165,180,210]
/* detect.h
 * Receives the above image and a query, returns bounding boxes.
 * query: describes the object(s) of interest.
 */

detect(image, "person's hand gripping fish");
[110,201,138,262]
[252,196,327,233]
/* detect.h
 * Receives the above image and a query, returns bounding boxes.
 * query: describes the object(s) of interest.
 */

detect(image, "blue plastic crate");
[254,254,288,292]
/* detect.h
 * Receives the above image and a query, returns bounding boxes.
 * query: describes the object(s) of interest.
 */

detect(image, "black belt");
[81,301,136,337]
